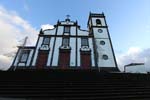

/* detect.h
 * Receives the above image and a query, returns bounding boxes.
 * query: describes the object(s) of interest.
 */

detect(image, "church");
[10,12,119,72]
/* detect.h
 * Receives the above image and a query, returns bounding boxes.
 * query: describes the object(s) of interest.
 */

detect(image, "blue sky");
[0,0,150,71]
[1,0,150,52]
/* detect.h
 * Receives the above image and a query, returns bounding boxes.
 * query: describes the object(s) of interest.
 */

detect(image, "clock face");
[98,29,103,33]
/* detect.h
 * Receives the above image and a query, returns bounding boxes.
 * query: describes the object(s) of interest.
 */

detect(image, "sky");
[0,0,150,71]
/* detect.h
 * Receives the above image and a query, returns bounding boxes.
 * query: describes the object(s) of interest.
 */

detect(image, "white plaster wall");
[52,37,62,66]
[61,21,74,25]
[47,37,54,66]
[26,49,34,66]
[91,17,106,26]
[18,63,25,66]
[95,39,116,67]
[70,38,76,66]
[71,26,76,35]
[126,65,146,73]
[77,29,89,36]
[89,38,95,67]
[93,28,108,39]
[32,37,44,66]
[57,26,63,35]
[77,38,81,66]
[43,28,56,35]
[13,49,21,66]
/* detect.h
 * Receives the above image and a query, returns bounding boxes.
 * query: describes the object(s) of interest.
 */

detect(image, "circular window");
[102,55,108,60]
[98,29,103,33]
[100,41,105,45]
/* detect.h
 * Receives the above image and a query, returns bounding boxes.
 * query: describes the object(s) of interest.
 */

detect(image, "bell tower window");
[96,19,101,25]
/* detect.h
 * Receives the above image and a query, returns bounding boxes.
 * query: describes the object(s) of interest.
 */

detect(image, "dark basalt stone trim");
[9,66,98,71]
[91,25,108,28]
[17,46,35,49]
[100,67,119,72]
[59,48,71,53]
[38,49,49,53]
[80,50,91,55]
[39,34,94,38]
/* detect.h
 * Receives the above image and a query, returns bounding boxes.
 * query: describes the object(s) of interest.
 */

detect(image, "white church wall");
[70,38,76,66]
[61,21,74,25]
[32,37,43,66]
[13,49,21,66]
[57,26,63,35]
[70,26,76,35]
[43,28,56,35]
[93,28,108,39]
[89,38,95,67]
[47,37,55,66]
[77,38,81,66]
[95,39,116,67]
[26,49,34,66]
[52,37,62,66]
[77,29,89,36]
[18,63,25,66]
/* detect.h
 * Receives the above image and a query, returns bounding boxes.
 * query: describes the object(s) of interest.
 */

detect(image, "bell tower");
[88,12,119,72]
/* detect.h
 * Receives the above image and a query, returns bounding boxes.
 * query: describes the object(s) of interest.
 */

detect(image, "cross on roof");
[66,15,70,19]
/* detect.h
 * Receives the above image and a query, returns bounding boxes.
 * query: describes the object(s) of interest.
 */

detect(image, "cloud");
[41,24,54,30]
[23,3,29,12]
[0,55,12,70]
[23,0,30,12]
[0,5,38,70]
[116,47,150,72]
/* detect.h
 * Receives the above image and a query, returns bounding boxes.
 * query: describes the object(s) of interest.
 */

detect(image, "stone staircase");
[0,70,150,100]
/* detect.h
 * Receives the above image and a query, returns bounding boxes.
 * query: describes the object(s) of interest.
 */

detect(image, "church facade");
[10,13,119,72]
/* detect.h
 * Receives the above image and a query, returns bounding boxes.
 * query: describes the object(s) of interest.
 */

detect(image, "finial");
[65,15,70,22]
[66,15,70,19]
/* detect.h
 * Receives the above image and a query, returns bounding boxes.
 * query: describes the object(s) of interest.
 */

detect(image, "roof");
[17,46,35,49]
[125,63,145,67]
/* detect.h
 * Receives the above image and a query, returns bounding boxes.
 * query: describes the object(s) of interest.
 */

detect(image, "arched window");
[43,37,50,45]
[81,38,88,46]
[62,37,69,47]
[64,26,70,33]
[96,19,101,25]
[19,50,30,63]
